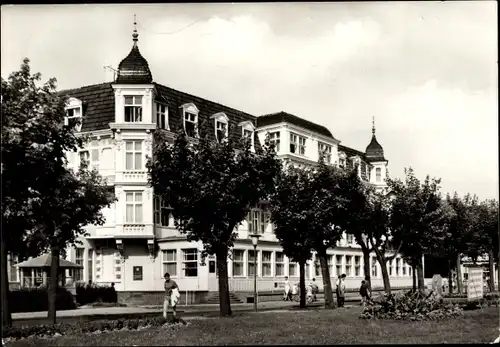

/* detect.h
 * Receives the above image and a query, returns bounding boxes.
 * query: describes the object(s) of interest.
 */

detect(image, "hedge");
[9,287,76,313]
[76,283,117,305]
[3,317,186,342]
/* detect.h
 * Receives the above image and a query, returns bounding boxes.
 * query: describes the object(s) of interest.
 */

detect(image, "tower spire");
[372,115,376,135]
[132,14,138,46]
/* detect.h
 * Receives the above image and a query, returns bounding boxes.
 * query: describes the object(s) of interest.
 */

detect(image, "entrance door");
[207,256,218,292]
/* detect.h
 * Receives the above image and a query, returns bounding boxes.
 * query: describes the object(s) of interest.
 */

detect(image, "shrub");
[359,292,463,321]
[8,287,76,313]
[76,283,117,305]
[3,316,180,342]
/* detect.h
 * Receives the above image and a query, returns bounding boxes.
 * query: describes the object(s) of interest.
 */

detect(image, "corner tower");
[365,117,388,189]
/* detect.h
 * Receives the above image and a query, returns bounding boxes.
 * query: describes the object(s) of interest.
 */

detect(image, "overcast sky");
[2,2,498,200]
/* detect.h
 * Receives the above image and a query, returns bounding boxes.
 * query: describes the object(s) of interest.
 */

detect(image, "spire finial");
[132,14,138,46]
[372,115,376,135]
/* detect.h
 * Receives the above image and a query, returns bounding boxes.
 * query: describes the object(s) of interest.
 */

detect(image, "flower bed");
[3,317,187,342]
[359,292,463,321]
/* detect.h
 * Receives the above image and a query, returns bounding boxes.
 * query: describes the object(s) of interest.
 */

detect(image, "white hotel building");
[8,27,414,303]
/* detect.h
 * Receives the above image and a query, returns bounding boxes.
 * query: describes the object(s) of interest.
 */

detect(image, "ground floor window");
[345,255,352,276]
[327,255,334,276]
[396,258,401,276]
[288,262,297,277]
[354,256,361,277]
[315,258,321,277]
[389,259,394,276]
[87,249,93,282]
[162,250,177,277]
[371,257,378,277]
[182,249,198,277]
[275,252,284,276]
[232,250,244,276]
[402,262,407,275]
[336,255,343,277]
[74,248,84,281]
[248,250,257,276]
[262,251,272,277]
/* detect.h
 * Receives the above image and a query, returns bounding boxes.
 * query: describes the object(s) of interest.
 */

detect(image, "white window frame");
[114,250,122,280]
[154,196,173,227]
[261,251,272,277]
[156,103,169,130]
[180,103,199,138]
[396,258,401,277]
[345,255,352,276]
[268,131,280,152]
[64,97,83,132]
[124,95,143,122]
[125,140,143,171]
[125,191,143,224]
[210,112,229,143]
[327,255,333,276]
[354,255,361,277]
[232,249,245,277]
[389,259,394,276]
[346,234,354,245]
[402,261,407,276]
[182,249,198,277]
[74,248,84,281]
[88,140,100,171]
[290,132,306,156]
[336,255,343,277]
[247,249,257,277]
[275,252,285,277]
[371,256,378,277]
[239,121,256,151]
[376,167,382,182]
[79,150,90,169]
[87,249,94,282]
[318,142,332,163]
[162,250,177,277]
[247,203,269,234]
[338,152,346,169]
[288,261,298,277]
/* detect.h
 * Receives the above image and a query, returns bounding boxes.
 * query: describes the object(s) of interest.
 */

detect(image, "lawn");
[6,306,499,346]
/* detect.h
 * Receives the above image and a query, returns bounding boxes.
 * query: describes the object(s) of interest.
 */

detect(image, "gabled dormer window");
[156,103,169,130]
[180,103,199,138]
[64,97,83,132]
[338,152,346,168]
[239,121,255,150]
[210,112,229,143]
[124,96,143,122]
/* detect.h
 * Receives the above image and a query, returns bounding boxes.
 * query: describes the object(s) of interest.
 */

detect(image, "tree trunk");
[299,260,306,308]
[362,248,372,291]
[374,249,391,295]
[448,259,453,295]
[1,237,12,328]
[317,251,334,309]
[216,248,232,317]
[412,265,417,292]
[48,246,60,324]
[456,253,463,294]
[416,258,425,295]
[488,250,495,292]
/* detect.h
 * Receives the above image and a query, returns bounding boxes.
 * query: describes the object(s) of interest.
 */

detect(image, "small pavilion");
[15,253,83,288]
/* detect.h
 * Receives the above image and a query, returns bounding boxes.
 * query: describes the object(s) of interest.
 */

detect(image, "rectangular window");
[154,196,172,227]
[216,121,227,143]
[87,249,93,282]
[79,150,90,168]
[8,255,18,282]
[269,132,280,152]
[354,256,361,277]
[182,249,198,277]
[376,168,382,182]
[74,248,84,281]
[275,252,284,277]
[290,133,306,155]
[318,142,332,163]
[162,250,177,277]
[345,255,352,276]
[243,129,253,141]
[114,251,122,280]
[232,250,244,277]
[327,255,334,276]
[125,96,143,122]
[389,259,394,276]
[133,266,143,281]
[66,107,82,132]
[156,103,168,130]
[339,158,346,169]
[371,257,378,277]
[262,251,272,277]
[402,262,407,276]
[125,141,142,171]
[125,191,143,224]
[288,262,297,277]
[184,112,197,138]
[396,258,401,277]
[247,204,269,234]
[346,234,354,245]
[336,255,343,277]
[248,250,257,276]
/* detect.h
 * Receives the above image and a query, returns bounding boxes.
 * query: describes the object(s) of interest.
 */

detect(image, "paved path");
[12,292,365,321]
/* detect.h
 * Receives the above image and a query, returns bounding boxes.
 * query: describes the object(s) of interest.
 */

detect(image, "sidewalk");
[12,292,364,322]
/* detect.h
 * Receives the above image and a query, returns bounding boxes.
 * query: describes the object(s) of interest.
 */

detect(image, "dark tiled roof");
[365,134,386,162]
[59,82,115,132]
[257,111,335,140]
[338,144,366,160]
[154,83,262,150]
[116,46,153,84]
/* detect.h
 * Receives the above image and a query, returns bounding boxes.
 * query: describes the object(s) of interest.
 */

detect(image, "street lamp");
[249,233,261,312]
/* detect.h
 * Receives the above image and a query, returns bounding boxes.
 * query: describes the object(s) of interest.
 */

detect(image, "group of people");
[284,274,372,307]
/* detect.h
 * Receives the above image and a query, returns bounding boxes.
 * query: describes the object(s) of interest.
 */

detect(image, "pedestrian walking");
[163,272,179,319]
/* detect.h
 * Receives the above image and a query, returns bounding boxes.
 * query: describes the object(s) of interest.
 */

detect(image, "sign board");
[133,266,143,281]
[467,266,483,301]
